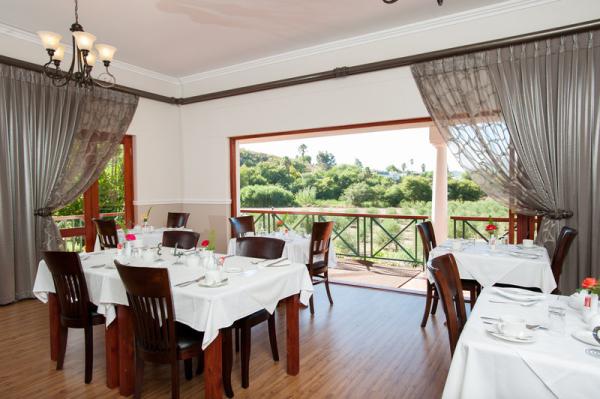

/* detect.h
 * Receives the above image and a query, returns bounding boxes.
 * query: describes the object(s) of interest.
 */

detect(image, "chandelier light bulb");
[84,50,97,66]
[95,44,117,63]
[53,45,66,61]
[72,31,97,51]
[37,31,62,50]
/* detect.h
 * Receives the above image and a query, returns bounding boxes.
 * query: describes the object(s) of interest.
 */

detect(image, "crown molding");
[182,199,233,205]
[133,199,183,206]
[179,0,559,84]
[0,21,181,86]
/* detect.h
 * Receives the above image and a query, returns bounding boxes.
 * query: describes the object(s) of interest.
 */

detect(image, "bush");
[384,184,404,206]
[240,185,296,208]
[401,175,432,202]
[342,182,383,206]
[448,178,485,201]
[295,186,317,206]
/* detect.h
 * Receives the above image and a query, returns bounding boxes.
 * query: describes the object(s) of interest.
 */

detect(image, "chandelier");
[37,0,117,88]
[383,0,444,5]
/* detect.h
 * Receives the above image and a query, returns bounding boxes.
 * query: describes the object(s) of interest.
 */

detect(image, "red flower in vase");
[125,234,136,241]
[201,240,209,248]
[582,277,598,289]
[485,224,497,233]
[276,220,284,227]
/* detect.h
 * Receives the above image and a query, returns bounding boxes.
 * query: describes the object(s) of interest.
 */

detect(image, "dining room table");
[442,286,600,399]
[33,248,314,398]
[93,226,192,251]
[227,230,338,267]
[429,239,556,293]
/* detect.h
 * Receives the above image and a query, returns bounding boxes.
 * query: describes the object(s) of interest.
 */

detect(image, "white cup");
[522,239,534,248]
[205,270,220,285]
[498,315,527,337]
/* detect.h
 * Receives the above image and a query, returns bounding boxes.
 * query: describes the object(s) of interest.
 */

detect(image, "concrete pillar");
[429,127,448,242]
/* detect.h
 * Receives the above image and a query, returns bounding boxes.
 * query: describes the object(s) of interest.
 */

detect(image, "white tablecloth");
[227,232,337,267]
[443,287,600,399]
[429,240,556,293]
[33,250,313,349]
[93,227,192,251]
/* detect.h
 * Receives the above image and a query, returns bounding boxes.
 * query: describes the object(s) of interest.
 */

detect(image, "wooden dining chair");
[428,253,467,356]
[166,212,191,228]
[417,221,480,328]
[229,215,255,238]
[115,262,206,399]
[550,226,578,294]
[92,218,119,249]
[307,221,334,315]
[161,231,200,249]
[43,251,106,384]
[234,237,285,389]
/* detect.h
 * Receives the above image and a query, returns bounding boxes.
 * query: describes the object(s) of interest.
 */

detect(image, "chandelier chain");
[74,0,79,24]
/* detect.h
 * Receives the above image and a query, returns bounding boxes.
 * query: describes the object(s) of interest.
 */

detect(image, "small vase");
[488,235,496,251]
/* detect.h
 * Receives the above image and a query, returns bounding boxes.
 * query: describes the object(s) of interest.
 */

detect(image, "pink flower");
[125,234,136,241]
[117,243,123,249]
[201,240,209,247]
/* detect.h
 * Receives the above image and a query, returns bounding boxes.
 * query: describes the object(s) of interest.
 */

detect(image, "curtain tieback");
[34,208,52,217]
[541,209,573,220]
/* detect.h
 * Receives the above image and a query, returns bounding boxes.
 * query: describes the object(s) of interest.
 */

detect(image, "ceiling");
[1,0,507,77]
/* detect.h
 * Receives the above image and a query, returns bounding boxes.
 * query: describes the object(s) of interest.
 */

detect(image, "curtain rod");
[2,18,599,105]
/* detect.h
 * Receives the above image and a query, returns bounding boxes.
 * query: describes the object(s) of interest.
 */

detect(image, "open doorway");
[229,120,509,292]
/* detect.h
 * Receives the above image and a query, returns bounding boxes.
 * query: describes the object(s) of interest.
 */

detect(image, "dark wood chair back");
[43,251,92,327]
[92,218,119,249]
[428,253,467,356]
[161,231,200,249]
[166,212,190,228]
[309,221,334,266]
[417,221,437,262]
[115,262,177,361]
[236,237,285,259]
[550,226,578,290]
[229,216,255,238]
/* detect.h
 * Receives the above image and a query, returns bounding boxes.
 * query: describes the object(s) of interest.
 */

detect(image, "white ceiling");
[1,0,507,77]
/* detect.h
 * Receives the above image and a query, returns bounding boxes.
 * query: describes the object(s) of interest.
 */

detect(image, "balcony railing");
[450,216,513,242]
[241,208,429,268]
[53,212,124,252]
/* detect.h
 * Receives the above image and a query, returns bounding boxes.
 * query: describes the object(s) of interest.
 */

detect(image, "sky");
[241,128,463,172]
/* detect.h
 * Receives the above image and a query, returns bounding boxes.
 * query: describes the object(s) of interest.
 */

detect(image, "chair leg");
[184,358,193,381]
[56,325,68,370]
[421,283,433,328]
[235,326,240,353]
[431,294,439,315]
[196,355,204,375]
[324,271,334,305]
[171,361,180,399]
[84,326,93,384]
[134,354,144,399]
[267,315,279,362]
[222,328,234,398]
[309,296,315,315]
[469,287,477,310]
[241,325,251,389]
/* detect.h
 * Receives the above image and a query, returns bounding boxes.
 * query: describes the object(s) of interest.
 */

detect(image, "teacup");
[205,269,221,285]
[497,315,527,337]
[522,239,534,248]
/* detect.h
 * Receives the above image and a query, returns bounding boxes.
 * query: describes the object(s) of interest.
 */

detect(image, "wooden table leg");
[106,320,120,389]
[117,305,134,396]
[285,294,300,376]
[204,332,223,399]
[48,293,60,361]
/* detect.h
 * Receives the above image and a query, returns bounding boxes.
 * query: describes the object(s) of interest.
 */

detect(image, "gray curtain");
[411,30,600,292]
[0,64,138,304]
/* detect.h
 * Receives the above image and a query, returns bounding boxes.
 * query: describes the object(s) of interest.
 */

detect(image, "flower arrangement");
[122,227,136,241]
[581,277,600,295]
[204,230,216,251]
[142,206,153,224]
[200,239,210,249]
[485,217,498,237]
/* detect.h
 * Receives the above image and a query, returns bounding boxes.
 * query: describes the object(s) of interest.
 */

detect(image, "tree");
[354,158,363,168]
[384,184,404,207]
[298,144,307,158]
[420,163,426,173]
[240,185,297,207]
[401,175,432,201]
[448,178,485,201]
[342,182,382,206]
[316,151,336,170]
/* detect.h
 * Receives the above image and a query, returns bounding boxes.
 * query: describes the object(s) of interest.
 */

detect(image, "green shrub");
[342,182,383,206]
[401,176,432,202]
[384,184,405,206]
[240,185,297,208]
[448,178,485,201]
[295,186,317,206]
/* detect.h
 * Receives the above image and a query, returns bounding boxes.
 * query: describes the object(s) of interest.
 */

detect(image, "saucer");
[199,278,228,288]
[571,330,600,347]
[486,325,536,343]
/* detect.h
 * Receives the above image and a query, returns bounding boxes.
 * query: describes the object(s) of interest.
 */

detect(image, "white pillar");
[429,127,448,242]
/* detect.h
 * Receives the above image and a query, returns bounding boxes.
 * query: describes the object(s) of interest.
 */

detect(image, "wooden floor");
[0,285,450,398]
